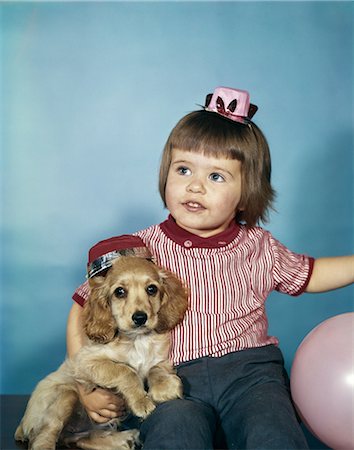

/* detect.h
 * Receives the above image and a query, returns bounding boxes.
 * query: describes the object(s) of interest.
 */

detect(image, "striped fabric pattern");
[134,223,313,365]
[73,220,313,366]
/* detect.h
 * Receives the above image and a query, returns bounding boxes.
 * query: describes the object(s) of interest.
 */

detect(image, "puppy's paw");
[76,429,140,450]
[130,395,156,419]
[149,374,183,403]
[122,429,141,450]
[14,423,25,442]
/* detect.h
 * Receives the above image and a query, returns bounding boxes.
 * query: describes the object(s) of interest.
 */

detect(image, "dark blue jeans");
[140,345,309,449]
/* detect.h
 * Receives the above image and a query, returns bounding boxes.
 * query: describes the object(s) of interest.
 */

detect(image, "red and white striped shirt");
[73,216,314,366]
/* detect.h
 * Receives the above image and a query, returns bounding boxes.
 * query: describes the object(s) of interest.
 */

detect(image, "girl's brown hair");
[159,110,275,227]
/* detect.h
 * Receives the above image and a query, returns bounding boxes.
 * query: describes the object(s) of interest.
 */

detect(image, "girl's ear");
[156,270,189,333]
[83,277,117,343]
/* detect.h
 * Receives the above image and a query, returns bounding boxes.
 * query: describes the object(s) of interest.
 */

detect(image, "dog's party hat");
[87,235,152,278]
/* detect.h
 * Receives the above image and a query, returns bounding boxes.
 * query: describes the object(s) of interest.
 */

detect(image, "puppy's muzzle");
[132,311,148,327]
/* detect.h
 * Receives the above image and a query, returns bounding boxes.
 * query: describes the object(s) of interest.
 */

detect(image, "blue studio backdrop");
[1,2,353,447]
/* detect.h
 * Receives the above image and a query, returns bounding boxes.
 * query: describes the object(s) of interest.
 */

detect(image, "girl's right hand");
[77,384,127,423]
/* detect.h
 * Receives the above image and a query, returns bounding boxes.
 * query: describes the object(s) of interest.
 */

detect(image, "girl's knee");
[140,399,215,450]
[141,398,214,431]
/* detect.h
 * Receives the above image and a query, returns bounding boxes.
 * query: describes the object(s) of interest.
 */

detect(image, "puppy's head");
[84,256,188,343]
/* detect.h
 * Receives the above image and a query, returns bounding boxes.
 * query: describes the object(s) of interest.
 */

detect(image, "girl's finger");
[88,411,111,424]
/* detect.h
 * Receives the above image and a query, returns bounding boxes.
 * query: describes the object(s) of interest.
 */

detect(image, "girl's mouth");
[183,201,206,212]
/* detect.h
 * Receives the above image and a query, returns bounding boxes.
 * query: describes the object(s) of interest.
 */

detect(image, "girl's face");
[165,149,242,238]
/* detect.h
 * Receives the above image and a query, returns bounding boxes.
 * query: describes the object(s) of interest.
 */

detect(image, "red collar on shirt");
[160,215,241,249]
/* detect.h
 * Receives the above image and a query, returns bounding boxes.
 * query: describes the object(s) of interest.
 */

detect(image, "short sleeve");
[72,280,90,306]
[269,234,315,296]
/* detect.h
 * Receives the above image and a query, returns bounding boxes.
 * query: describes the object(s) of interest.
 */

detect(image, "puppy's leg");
[75,429,140,450]
[75,359,155,418]
[25,389,77,450]
[147,360,183,403]
[15,368,78,450]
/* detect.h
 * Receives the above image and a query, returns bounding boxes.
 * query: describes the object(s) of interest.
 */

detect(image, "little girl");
[67,87,354,449]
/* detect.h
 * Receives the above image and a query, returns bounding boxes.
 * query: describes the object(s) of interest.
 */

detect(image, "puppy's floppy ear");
[156,269,189,333]
[83,276,117,343]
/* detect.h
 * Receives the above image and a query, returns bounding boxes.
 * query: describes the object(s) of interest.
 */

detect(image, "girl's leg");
[218,378,308,449]
[140,398,216,450]
[215,346,309,450]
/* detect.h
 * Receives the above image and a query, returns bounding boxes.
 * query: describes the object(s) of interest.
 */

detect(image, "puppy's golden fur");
[15,256,188,450]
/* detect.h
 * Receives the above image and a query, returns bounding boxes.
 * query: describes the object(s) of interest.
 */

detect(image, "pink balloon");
[291,313,354,449]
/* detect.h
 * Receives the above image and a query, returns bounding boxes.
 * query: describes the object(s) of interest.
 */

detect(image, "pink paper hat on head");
[87,235,152,278]
[204,86,258,124]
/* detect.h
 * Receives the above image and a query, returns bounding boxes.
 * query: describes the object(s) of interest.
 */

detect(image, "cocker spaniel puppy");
[15,256,188,450]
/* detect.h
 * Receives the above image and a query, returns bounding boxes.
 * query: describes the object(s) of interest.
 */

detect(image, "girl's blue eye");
[177,166,191,176]
[209,172,225,182]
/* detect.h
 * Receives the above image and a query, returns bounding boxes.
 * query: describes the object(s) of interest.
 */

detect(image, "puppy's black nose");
[132,311,148,327]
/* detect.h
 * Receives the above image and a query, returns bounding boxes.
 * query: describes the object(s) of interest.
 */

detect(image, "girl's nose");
[186,178,206,194]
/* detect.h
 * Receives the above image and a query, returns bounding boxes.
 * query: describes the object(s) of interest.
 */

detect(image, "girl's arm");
[66,303,126,423]
[66,302,87,358]
[305,255,354,293]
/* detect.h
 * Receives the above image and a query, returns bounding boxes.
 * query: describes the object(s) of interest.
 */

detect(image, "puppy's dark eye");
[146,284,158,296]
[114,287,126,298]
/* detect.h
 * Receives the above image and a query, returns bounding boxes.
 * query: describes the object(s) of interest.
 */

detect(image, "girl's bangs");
[169,127,246,162]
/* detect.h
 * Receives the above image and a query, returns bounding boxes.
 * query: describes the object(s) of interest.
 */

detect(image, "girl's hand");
[77,384,127,423]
